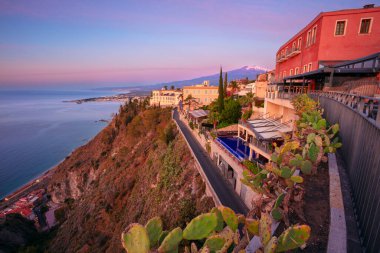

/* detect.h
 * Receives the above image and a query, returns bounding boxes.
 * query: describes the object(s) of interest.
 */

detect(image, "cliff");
[45,103,214,252]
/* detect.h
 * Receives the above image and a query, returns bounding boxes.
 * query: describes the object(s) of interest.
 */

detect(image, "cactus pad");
[211,207,224,232]
[276,225,311,252]
[121,223,150,253]
[218,206,238,232]
[183,213,217,240]
[260,213,272,246]
[158,227,183,253]
[245,218,259,236]
[203,235,225,252]
[145,216,163,247]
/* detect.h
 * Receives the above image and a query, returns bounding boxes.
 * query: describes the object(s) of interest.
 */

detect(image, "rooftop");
[241,118,293,140]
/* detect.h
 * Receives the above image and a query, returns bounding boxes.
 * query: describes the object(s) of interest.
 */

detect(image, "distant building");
[254,71,275,99]
[275,4,380,83]
[183,81,218,107]
[150,89,182,107]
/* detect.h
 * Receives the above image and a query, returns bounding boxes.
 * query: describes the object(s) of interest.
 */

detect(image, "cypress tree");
[218,67,224,113]
[224,72,228,97]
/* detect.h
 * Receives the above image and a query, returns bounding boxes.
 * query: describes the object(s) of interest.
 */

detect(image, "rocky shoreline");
[63,91,150,104]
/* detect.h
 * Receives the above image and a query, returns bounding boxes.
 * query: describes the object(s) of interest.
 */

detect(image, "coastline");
[0,107,115,209]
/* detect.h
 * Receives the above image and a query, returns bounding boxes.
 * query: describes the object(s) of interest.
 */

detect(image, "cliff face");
[46,104,214,253]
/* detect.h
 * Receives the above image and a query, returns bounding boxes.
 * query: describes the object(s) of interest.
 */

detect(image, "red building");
[275,4,380,83]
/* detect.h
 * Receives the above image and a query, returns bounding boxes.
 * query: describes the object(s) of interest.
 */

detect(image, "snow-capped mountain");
[151,66,268,89]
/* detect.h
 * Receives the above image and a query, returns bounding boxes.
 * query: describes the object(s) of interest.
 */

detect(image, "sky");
[0,0,375,88]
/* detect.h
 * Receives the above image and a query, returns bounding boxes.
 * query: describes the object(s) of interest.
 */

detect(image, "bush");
[189,121,194,130]
[160,123,176,145]
[220,98,242,124]
[242,109,253,120]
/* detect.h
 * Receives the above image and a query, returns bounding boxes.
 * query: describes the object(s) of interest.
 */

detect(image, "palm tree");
[170,85,175,90]
[163,85,168,90]
[230,81,239,97]
[184,94,198,111]
[208,111,220,129]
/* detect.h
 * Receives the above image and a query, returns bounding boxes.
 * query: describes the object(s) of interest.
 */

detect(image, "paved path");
[173,109,248,215]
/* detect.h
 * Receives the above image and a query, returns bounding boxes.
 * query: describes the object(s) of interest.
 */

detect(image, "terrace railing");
[266,85,308,100]
[310,90,380,126]
[309,90,380,252]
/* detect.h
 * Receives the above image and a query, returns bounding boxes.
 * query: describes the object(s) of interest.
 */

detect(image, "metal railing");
[266,85,308,100]
[309,90,380,252]
[310,91,380,126]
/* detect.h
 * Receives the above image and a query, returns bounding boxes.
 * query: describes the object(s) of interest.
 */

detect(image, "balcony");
[276,47,301,63]
[266,85,308,100]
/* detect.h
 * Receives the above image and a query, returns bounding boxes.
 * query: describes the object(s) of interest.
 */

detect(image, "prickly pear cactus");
[145,216,163,248]
[245,218,259,236]
[158,227,183,253]
[183,213,217,240]
[203,235,225,252]
[264,236,278,253]
[276,225,311,252]
[259,213,272,246]
[211,207,224,232]
[218,206,238,232]
[121,223,150,253]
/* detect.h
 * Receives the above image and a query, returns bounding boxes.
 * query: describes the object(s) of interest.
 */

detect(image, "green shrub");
[189,121,194,130]
[242,109,253,120]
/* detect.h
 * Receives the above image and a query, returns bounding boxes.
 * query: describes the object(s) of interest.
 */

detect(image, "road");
[173,109,248,215]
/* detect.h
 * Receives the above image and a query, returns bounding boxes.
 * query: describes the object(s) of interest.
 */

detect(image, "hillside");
[42,102,214,252]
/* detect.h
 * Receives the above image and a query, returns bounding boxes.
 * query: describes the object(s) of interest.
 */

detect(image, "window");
[283,71,286,78]
[360,18,372,34]
[297,37,302,50]
[335,20,346,36]
[303,65,307,73]
[312,26,317,44]
[306,30,311,46]
[308,63,312,72]
[295,67,299,75]
[292,41,296,51]
[290,69,293,76]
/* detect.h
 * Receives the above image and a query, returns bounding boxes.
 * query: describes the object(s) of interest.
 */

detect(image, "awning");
[244,118,293,140]
[189,109,209,119]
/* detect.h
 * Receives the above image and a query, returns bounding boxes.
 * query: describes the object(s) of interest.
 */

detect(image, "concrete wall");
[210,141,257,209]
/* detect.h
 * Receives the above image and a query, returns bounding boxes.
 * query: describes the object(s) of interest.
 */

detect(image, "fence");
[310,92,380,252]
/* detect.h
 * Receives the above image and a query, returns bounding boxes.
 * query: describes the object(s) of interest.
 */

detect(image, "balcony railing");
[277,47,301,63]
[266,85,308,100]
[310,90,380,126]
[249,138,272,155]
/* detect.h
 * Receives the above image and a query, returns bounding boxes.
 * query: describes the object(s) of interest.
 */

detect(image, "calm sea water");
[0,89,123,199]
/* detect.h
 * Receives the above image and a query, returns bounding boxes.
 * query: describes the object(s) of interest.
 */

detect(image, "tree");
[217,67,224,113]
[184,94,198,111]
[230,81,238,97]
[208,111,220,129]
[163,85,168,90]
[220,98,242,124]
[223,72,228,97]
[170,85,175,90]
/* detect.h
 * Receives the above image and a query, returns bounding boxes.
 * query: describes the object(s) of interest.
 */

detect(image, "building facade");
[275,5,380,83]
[150,89,182,107]
[183,81,219,106]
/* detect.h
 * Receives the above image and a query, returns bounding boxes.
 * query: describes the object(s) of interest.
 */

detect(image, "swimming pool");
[216,136,252,161]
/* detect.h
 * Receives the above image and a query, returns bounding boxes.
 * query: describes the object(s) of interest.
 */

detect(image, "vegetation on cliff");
[42,101,214,253]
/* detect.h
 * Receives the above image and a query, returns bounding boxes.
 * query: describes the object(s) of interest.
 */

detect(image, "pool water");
[216,137,252,160]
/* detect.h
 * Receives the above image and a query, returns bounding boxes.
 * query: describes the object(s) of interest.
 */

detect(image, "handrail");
[309,90,380,127]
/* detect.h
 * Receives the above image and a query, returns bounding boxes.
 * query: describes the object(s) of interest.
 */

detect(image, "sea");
[0,88,125,199]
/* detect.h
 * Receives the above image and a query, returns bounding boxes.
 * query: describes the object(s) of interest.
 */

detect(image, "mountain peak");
[242,65,270,72]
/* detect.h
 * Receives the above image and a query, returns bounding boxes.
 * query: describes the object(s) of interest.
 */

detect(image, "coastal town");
[1,3,379,253]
